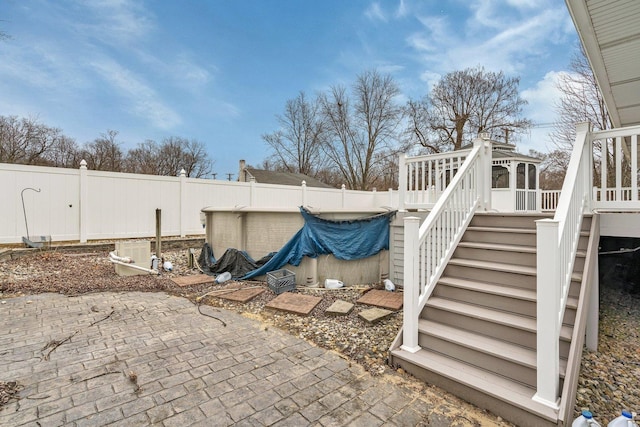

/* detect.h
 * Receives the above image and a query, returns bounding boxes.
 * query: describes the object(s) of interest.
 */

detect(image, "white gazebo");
[489,141,542,212]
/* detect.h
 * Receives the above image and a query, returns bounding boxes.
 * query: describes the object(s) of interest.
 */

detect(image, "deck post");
[474,137,492,211]
[586,255,599,351]
[79,160,88,243]
[398,154,407,211]
[534,218,561,409]
[179,169,186,237]
[401,216,421,353]
[301,180,307,207]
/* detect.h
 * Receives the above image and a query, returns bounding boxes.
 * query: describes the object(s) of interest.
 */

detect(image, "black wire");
[196,302,227,327]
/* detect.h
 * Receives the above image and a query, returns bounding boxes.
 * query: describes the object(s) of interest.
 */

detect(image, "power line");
[530,122,555,129]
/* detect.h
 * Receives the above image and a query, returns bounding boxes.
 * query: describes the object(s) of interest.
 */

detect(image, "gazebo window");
[528,164,537,189]
[517,163,526,189]
[492,165,509,188]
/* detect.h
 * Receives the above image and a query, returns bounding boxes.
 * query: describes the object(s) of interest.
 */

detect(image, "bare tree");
[552,47,612,150]
[80,130,124,171]
[426,66,530,151]
[403,98,449,154]
[0,115,68,165]
[124,140,162,175]
[320,69,403,190]
[157,137,213,178]
[125,137,213,178]
[550,47,614,188]
[43,135,80,168]
[263,91,329,176]
[530,149,570,190]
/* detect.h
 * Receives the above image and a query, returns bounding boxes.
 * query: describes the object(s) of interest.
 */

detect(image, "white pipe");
[600,246,640,255]
[109,258,159,275]
[109,251,134,263]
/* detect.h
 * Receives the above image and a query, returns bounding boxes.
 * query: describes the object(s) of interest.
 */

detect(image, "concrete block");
[358,308,393,324]
[325,300,354,316]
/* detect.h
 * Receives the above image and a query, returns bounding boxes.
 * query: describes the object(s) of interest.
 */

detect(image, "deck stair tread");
[466,226,590,237]
[391,347,559,423]
[447,258,583,281]
[436,276,579,308]
[457,241,536,253]
[426,297,573,339]
[466,225,536,234]
[417,319,567,375]
[473,212,554,217]
[456,241,587,258]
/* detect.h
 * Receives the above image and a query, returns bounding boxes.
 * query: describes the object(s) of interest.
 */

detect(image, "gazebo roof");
[461,140,542,163]
[492,149,542,163]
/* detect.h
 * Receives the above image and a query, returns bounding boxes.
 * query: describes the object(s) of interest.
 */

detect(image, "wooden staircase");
[390,213,592,427]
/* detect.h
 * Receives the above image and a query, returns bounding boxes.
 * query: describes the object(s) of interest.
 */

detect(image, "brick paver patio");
[0,292,483,426]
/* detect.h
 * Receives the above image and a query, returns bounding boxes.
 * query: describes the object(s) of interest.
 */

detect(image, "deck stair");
[390,212,592,426]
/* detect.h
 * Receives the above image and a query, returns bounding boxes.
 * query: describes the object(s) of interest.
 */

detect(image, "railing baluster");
[633,134,638,201]
[601,138,607,201]
[616,136,622,201]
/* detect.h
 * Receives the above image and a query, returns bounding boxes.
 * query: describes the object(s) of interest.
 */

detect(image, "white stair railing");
[399,149,471,211]
[401,138,492,352]
[535,122,592,408]
[591,124,640,210]
[541,190,562,211]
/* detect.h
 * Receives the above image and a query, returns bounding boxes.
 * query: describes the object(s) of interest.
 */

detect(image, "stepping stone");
[171,274,215,287]
[325,300,354,316]
[218,288,265,303]
[266,293,322,316]
[356,289,403,310]
[358,307,393,324]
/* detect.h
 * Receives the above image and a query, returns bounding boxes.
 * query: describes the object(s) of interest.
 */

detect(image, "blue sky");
[0,0,579,178]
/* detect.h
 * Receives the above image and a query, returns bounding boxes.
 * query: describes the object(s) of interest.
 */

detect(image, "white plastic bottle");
[608,410,637,427]
[573,410,601,427]
[215,272,232,284]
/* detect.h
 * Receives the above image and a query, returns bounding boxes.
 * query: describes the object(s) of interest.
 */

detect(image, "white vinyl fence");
[1,162,398,244]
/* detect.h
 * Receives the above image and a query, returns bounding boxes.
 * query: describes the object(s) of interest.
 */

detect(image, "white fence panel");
[306,187,343,208]
[183,180,250,234]
[251,182,304,208]
[1,163,397,244]
[86,171,182,239]
[0,164,80,242]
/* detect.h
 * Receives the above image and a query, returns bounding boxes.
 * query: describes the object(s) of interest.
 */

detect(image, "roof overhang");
[566,0,640,128]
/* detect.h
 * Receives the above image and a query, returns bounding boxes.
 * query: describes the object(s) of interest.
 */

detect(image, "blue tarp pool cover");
[241,207,396,279]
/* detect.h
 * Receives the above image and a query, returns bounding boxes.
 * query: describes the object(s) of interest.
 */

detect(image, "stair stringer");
[557,213,600,426]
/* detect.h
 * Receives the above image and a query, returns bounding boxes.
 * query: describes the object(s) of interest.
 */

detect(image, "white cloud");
[73,0,155,46]
[175,55,212,87]
[519,71,568,153]
[521,70,566,123]
[90,58,182,130]
[506,0,544,10]
[406,2,571,75]
[375,62,405,74]
[419,71,442,89]
[365,2,388,22]
[396,0,409,18]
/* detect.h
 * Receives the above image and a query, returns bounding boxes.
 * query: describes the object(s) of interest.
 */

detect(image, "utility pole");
[226,173,233,181]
